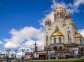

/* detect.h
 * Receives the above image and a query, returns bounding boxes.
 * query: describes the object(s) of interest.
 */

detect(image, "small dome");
[75,32,83,38]
[65,12,71,19]
[45,18,51,23]
[56,7,65,12]
[65,12,70,16]
[51,31,63,37]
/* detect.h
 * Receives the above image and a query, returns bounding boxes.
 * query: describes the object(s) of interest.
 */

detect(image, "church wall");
[44,7,84,59]
[59,22,68,44]
[45,7,83,47]
[66,19,76,43]
[45,20,77,46]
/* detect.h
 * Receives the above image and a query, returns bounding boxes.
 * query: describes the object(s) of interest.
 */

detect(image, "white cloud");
[3,0,84,51]
[23,40,44,51]
[74,0,84,7]
[4,42,19,48]
[0,41,3,44]
[51,0,66,10]
[8,27,42,44]
[51,0,77,13]
[4,27,44,50]
[51,0,84,13]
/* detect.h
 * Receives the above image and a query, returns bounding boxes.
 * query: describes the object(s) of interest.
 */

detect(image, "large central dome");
[56,7,65,12]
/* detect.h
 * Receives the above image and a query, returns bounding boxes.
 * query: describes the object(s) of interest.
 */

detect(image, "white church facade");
[43,7,84,59]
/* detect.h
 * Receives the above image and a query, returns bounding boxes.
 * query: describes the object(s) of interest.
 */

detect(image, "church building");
[44,7,84,59]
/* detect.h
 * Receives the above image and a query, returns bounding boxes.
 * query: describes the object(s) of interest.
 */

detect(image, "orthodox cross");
[33,42,38,52]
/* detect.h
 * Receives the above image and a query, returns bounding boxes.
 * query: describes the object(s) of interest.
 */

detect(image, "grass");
[26,60,84,62]
[0,59,84,62]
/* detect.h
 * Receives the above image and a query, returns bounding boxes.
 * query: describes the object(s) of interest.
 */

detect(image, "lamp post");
[30,48,33,61]
[15,50,17,59]
[6,49,11,62]
[21,49,25,62]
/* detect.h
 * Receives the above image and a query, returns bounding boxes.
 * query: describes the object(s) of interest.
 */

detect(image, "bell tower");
[45,18,51,47]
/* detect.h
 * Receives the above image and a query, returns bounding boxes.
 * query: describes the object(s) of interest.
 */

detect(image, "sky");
[0,0,84,56]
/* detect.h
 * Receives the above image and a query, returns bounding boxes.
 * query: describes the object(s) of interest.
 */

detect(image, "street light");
[6,49,11,62]
[21,49,25,61]
[15,50,17,59]
[6,49,11,57]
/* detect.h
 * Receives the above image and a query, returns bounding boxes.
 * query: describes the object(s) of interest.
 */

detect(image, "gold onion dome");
[51,31,63,37]
[45,18,51,23]
[75,32,83,38]
[56,7,65,12]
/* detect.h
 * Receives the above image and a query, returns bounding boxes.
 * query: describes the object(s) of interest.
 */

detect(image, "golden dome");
[45,18,51,23]
[51,31,63,37]
[75,32,83,38]
[56,7,65,12]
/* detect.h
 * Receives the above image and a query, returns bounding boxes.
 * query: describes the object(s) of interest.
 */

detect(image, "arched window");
[61,12,63,18]
[54,46,57,50]
[57,12,63,18]
[80,38,82,44]
[46,35,48,46]
[59,37,61,43]
[67,33,69,42]
[46,35,48,42]
[54,37,56,44]
[57,12,59,16]
[59,46,62,51]
[54,14,56,19]
[67,31,71,43]
[57,12,60,18]
[60,12,63,18]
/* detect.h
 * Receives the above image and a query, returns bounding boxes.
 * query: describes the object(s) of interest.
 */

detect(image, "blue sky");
[0,0,84,54]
